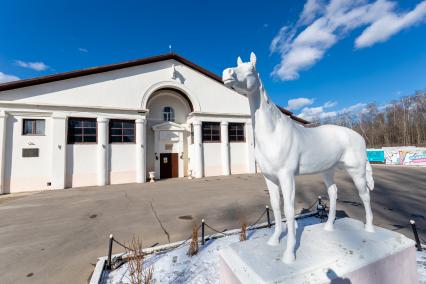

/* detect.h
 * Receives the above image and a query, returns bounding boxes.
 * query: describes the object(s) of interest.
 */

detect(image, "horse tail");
[366,161,374,191]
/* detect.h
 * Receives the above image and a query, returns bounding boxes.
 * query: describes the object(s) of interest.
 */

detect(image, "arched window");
[163,106,175,122]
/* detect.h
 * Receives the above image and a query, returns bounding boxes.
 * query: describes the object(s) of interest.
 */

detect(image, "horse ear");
[237,56,243,66]
[250,52,257,67]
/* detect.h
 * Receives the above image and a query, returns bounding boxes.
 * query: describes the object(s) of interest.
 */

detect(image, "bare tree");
[319,91,426,147]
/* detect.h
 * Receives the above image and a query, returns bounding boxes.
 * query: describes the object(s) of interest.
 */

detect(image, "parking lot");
[0,165,424,284]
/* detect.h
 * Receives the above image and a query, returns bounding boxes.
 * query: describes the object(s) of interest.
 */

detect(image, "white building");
[0,54,308,193]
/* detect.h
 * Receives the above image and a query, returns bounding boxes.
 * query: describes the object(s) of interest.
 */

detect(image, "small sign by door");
[163,157,168,163]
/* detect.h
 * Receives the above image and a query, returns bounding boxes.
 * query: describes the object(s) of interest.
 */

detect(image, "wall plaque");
[22,148,39,158]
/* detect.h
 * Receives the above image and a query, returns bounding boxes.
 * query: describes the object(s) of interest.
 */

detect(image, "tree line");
[317,91,426,148]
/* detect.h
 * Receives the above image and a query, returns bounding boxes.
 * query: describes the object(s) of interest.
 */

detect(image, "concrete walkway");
[0,165,424,284]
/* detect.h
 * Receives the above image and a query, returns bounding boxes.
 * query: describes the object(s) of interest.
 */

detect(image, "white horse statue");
[222,53,375,264]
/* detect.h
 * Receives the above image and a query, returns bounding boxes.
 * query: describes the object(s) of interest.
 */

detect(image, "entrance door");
[160,153,178,179]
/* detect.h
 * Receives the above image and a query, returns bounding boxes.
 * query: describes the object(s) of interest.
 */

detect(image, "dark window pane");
[23,119,45,135]
[70,120,82,127]
[229,123,245,142]
[202,122,221,142]
[123,129,135,136]
[110,120,122,128]
[73,128,83,135]
[68,118,98,144]
[110,136,122,143]
[123,122,134,129]
[35,120,45,135]
[73,135,83,143]
[83,120,96,127]
[23,120,33,134]
[108,119,135,143]
[84,135,96,142]
[110,129,121,135]
[85,128,96,135]
[123,135,135,142]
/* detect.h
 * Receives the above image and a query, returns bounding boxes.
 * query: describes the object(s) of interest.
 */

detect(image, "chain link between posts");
[107,200,323,269]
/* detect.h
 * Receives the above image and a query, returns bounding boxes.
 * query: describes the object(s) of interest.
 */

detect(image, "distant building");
[0,53,308,193]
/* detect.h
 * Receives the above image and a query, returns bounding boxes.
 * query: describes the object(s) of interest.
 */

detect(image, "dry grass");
[125,236,154,284]
[187,224,199,256]
[239,222,247,242]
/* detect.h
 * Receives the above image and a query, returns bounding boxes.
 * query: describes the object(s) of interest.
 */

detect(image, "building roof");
[0,53,309,124]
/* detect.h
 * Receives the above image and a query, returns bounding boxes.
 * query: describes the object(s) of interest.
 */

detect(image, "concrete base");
[219,218,418,284]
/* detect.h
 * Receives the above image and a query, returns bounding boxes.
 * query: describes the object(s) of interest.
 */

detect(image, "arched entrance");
[145,88,193,179]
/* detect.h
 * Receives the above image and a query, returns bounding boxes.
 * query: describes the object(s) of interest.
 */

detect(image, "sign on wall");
[366,150,385,163]
[22,148,39,158]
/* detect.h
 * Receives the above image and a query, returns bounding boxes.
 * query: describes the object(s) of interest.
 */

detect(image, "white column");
[246,121,256,173]
[221,121,230,175]
[154,130,160,179]
[193,120,204,178]
[135,118,146,183]
[0,111,7,194]
[51,114,67,189]
[97,117,108,186]
[178,131,185,178]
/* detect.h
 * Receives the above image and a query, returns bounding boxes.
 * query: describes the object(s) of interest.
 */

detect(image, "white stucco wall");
[203,143,222,176]
[3,114,51,193]
[230,143,247,174]
[66,144,97,188]
[109,144,136,184]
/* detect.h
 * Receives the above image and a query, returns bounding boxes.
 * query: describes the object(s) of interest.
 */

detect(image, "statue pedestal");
[219,218,418,284]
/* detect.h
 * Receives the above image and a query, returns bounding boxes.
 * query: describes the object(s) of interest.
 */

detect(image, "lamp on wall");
[180,152,184,159]
[155,153,159,160]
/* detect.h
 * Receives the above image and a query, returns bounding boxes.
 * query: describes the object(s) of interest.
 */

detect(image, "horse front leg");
[279,173,296,264]
[264,177,282,246]
[322,169,337,231]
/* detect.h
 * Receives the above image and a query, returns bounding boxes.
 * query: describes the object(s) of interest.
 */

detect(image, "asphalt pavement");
[0,165,424,283]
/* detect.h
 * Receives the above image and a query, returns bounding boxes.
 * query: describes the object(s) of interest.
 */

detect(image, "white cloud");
[286,97,315,110]
[0,72,20,83]
[78,47,89,53]
[16,60,49,71]
[271,0,426,81]
[299,106,337,120]
[298,101,366,121]
[299,0,325,25]
[340,102,367,113]
[298,99,338,120]
[324,100,337,108]
[355,1,426,48]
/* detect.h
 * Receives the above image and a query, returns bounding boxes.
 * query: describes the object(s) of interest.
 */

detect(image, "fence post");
[106,234,114,270]
[317,196,327,220]
[410,220,422,251]
[266,205,271,228]
[201,219,205,245]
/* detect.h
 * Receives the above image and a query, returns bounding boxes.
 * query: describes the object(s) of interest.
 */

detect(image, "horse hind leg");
[346,166,374,232]
[322,169,337,231]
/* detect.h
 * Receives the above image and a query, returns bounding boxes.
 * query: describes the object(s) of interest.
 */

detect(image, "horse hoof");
[267,237,279,246]
[365,224,375,233]
[282,252,295,264]
[324,222,334,231]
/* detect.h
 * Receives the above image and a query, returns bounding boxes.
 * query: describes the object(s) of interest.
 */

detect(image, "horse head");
[222,52,260,97]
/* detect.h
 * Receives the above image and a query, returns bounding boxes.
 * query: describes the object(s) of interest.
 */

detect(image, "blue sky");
[1,0,425,120]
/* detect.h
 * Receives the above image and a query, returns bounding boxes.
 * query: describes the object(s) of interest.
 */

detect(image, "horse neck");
[248,74,291,129]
